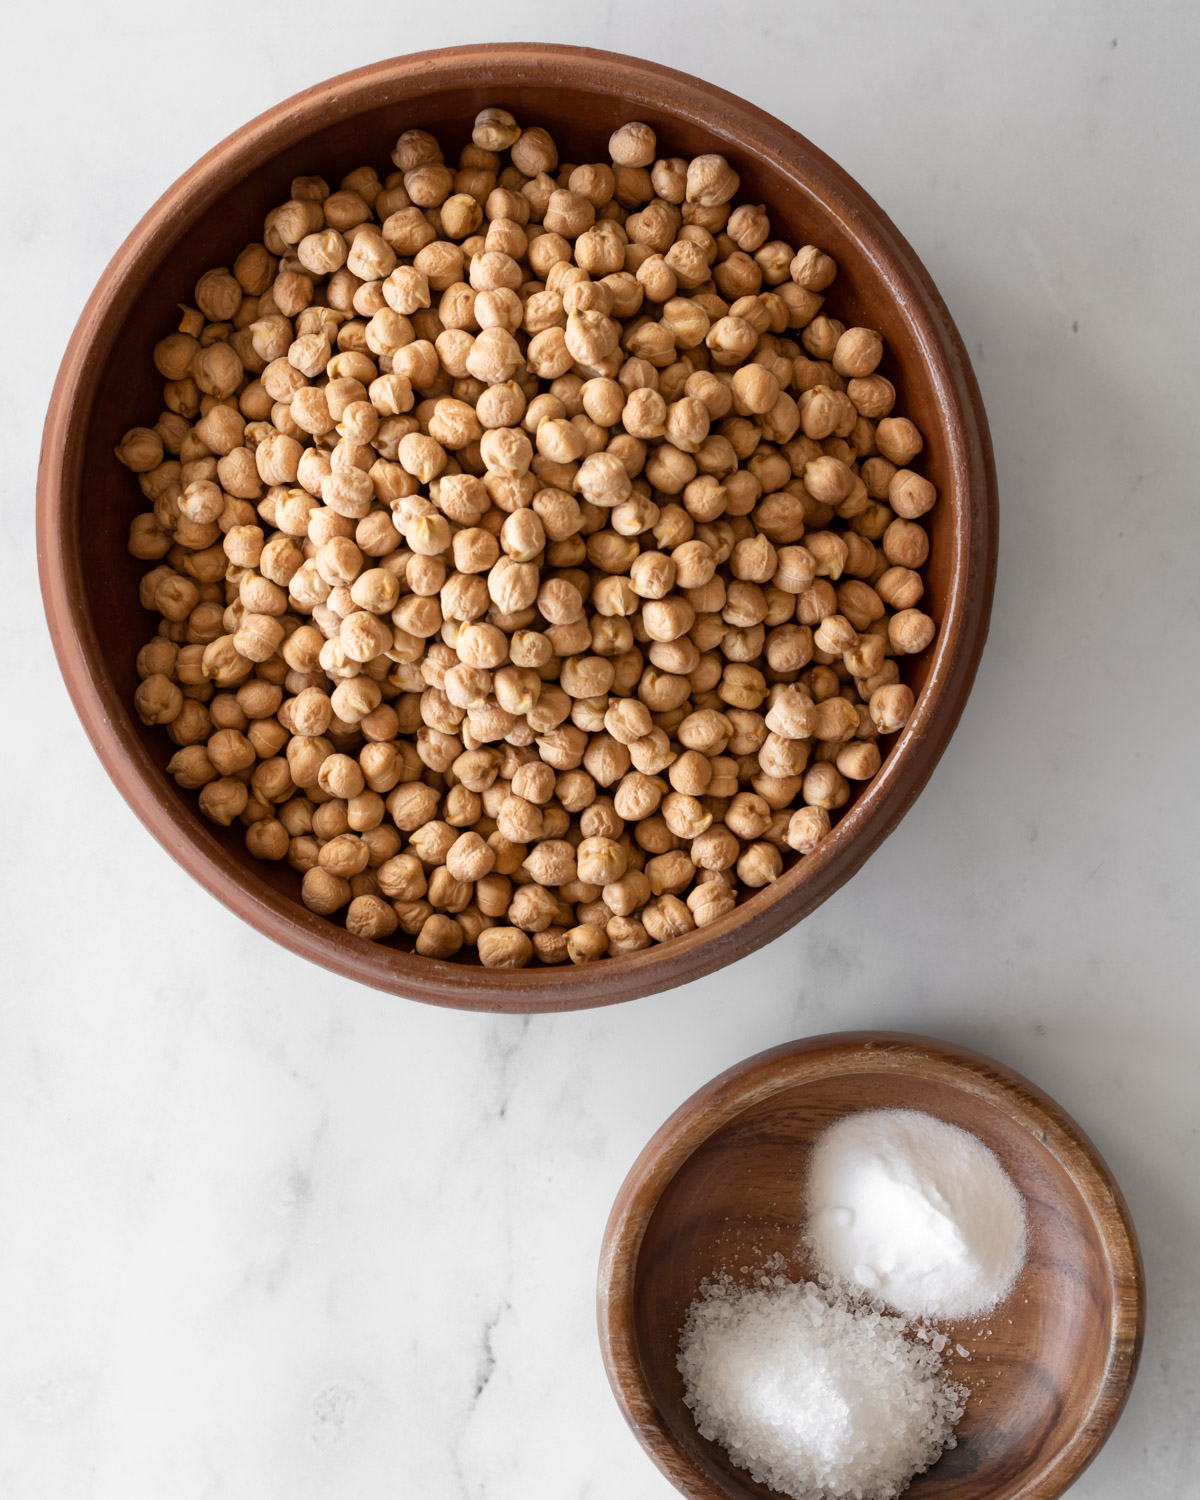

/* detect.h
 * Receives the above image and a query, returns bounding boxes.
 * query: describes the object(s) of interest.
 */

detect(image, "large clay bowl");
[598,1032,1144,1499]
[38,46,997,1010]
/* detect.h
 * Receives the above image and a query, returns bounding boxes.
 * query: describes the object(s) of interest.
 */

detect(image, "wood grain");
[598,1033,1144,1500]
[37,46,997,1010]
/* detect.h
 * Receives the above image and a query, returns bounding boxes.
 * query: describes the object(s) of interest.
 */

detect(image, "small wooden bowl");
[38,46,997,1011]
[598,1033,1144,1500]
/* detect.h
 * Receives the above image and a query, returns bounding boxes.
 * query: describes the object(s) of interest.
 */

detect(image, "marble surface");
[4,2,1199,1496]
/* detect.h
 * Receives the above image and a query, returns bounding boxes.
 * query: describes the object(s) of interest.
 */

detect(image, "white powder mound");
[678,1276,965,1500]
[806,1109,1028,1321]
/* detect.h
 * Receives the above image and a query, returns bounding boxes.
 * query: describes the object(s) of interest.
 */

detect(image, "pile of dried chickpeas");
[121,109,938,969]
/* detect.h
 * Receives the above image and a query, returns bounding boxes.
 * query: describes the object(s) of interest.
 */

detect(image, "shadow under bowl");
[38,46,997,1010]
[598,1032,1144,1500]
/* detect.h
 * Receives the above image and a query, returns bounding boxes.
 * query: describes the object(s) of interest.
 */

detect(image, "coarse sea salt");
[677,1275,966,1500]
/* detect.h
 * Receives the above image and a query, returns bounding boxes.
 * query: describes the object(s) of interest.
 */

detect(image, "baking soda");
[806,1109,1027,1320]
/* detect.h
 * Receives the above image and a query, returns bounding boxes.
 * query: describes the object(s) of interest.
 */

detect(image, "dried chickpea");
[737,841,782,888]
[477,926,533,968]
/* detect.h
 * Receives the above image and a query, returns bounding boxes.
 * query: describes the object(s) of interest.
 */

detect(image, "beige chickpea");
[811,696,859,744]
[888,469,937,520]
[625,727,672,777]
[737,842,782,888]
[869,682,915,734]
[785,805,831,854]
[315,752,363,800]
[605,915,650,955]
[206,728,255,776]
[477,926,533,968]
[611,770,661,822]
[342,894,398,940]
[724,791,771,841]
[575,836,628,887]
[660,791,711,840]
[415,913,464,958]
[813,612,859,656]
[638,597,692,644]
[832,326,883,378]
[875,416,924,466]
[677,708,731,756]
[718,663,767,711]
[609,121,657,168]
[684,153,739,207]
[473,871,512,919]
[318,833,371,879]
[245,817,290,861]
[563,924,606,964]
[888,608,936,655]
[663,750,709,797]
[687,879,737,927]
[641,894,696,943]
[844,633,887,681]
[598,868,648,918]
[507,760,553,806]
[375,853,426,902]
[643,849,694,897]
[442,830,495,884]
[689,825,739,871]
[390,898,431,936]
[837,741,882,780]
[507,883,558,933]
[301,867,352,915]
[602,697,651,747]
[581,732,629,787]
[882,518,930,570]
[802,761,850,810]
[134,673,183,725]
[874,567,923,612]
[764,684,817,740]
[498,794,545,844]
[522,839,577,887]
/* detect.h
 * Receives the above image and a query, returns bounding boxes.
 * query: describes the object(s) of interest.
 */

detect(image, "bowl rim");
[37,44,998,1011]
[596,1030,1145,1500]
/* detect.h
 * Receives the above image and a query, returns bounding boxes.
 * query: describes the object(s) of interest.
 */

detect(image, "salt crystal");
[678,1277,965,1500]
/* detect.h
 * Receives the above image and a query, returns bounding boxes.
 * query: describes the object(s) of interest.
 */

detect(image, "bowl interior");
[629,1069,1123,1499]
[48,50,990,1004]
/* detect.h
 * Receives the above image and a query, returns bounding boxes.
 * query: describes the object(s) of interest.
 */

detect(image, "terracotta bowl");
[598,1032,1144,1500]
[38,46,997,1011]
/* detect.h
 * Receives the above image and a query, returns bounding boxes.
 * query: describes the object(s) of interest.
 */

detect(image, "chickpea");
[345,894,399,940]
[737,841,783,887]
[416,913,465,958]
[888,609,936,655]
[641,894,696,943]
[564,924,607,964]
[476,926,533,967]
[688,879,737,926]
[301,867,352,915]
[786,804,831,854]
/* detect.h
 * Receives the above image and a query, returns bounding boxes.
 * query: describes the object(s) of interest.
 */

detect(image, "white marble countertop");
[4,3,1198,1496]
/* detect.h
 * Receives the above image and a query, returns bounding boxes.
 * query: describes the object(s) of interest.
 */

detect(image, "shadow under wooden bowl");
[38,46,996,1010]
[598,1032,1144,1500]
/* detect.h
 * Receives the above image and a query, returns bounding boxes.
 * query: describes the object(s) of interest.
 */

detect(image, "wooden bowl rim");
[597,1030,1145,1500]
[37,44,997,1011]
